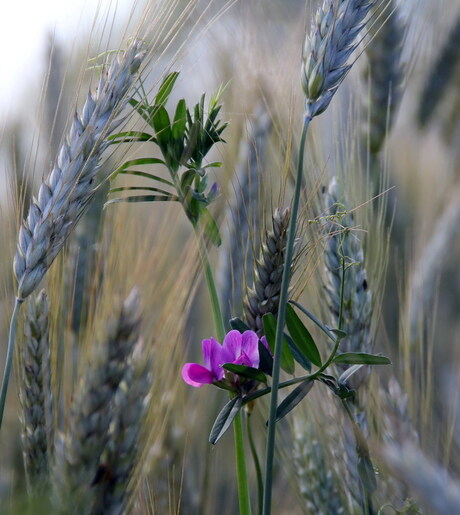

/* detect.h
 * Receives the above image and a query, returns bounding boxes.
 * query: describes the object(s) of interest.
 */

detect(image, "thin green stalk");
[262,116,311,515]
[247,412,263,515]
[0,298,24,429]
[234,411,252,515]
[192,223,251,515]
[193,223,226,342]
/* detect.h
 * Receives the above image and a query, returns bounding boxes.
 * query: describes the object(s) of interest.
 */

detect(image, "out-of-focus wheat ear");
[363,0,404,155]
[322,178,372,364]
[13,40,145,301]
[418,10,460,128]
[408,188,460,345]
[217,105,272,323]
[302,0,376,119]
[19,290,53,494]
[292,419,348,514]
[243,207,291,335]
[383,442,460,514]
[53,289,141,512]
[93,339,152,514]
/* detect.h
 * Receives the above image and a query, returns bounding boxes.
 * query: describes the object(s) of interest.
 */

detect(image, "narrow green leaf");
[258,340,273,377]
[289,301,336,342]
[152,106,171,152]
[200,209,221,247]
[209,396,243,445]
[285,304,322,367]
[333,353,391,366]
[155,72,179,106]
[119,170,174,187]
[229,318,251,333]
[284,333,311,372]
[104,194,179,207]
[172,98,187,140]
[222,364,267,383]
[330,328,347,339]
[108,131,155,144]
[273,380,314,422]
[109,186,174,196]
[262,313,295,375]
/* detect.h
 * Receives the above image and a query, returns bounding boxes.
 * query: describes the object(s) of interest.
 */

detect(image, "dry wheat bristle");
[14,41,145,300]
[53,289,141,512]
[243,207,291,335]
[302,0,375,119]
[19,290,53,494]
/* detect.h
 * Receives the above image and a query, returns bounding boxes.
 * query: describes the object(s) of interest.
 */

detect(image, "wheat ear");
[53,289,141,512]
[363,0,404,155]
[14,40,144,300]
[19,290,53,494]
[322,177,372,360]
[418,11,460,127]
[243,207,291,335]
[217,105,272,322]
[0,40,145,430]
[93,340,152,514]
[302,0,376,119]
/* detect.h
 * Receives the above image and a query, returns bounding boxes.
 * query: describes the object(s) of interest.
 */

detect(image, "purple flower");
[182,330,260,388]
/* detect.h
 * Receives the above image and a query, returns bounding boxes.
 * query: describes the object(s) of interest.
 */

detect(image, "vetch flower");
[182,330,260,388]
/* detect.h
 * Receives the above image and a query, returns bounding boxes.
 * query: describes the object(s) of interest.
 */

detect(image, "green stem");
[262,116,311,515]
[192,223,251,515]
[247,412,263,515]
[234,411,252,515]
[0,298,24,429]
[193,223,226,342]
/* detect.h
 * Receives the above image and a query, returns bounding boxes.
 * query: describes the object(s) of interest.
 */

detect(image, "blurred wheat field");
[0,0,459,514]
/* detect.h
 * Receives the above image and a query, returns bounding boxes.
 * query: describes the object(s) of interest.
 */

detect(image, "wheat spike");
[217,104,271,322]
[19,290,53,494]
[302,0,376,119]
[93,340,152,514]
[243,207,291,335]
[418,10,460,127]
[53,289,141,513]
[363,0,404,155]
[14,41,145,300]
[322,178,372,360]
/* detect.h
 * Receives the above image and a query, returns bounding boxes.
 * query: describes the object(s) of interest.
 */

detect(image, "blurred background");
[0,0,459,513]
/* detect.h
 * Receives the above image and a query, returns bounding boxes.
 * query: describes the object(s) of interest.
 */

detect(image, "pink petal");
[202,338,224,380]
[182,363,215,387]
[222,330,242,362]
[261,336,273,357]
[241,331,260,368]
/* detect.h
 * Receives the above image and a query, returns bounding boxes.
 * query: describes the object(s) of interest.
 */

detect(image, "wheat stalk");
[53,289,141,513]
[243,207,291,335]
[19,290,53,494]
[302,0,376,119]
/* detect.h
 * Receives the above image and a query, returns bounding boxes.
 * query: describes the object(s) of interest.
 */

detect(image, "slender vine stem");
[234,411,252,515]
[247,412,263,515]
[262,116,311,515]
[0,298,24,428]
